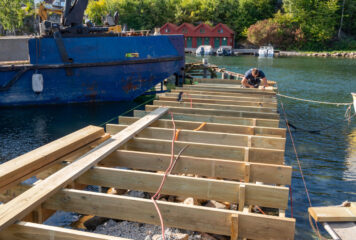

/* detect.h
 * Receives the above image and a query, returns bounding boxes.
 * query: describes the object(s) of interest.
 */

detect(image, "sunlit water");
[187,54,356,239]
[1,55,356,239]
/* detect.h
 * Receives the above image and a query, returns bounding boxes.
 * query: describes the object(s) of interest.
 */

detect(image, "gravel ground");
[93,219,204,240]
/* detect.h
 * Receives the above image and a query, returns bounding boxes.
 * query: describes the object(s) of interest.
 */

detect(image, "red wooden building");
[160,23,235,49]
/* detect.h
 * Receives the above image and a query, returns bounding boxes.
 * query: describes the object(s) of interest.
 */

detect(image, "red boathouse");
[160,23,235,49]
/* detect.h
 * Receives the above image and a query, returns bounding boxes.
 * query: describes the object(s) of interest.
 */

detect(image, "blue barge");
[0,34,184,106]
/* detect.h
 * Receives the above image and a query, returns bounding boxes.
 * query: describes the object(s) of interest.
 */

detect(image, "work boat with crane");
[0,0,184,106]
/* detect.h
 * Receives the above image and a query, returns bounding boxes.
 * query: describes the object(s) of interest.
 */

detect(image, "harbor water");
[1,55,356,239]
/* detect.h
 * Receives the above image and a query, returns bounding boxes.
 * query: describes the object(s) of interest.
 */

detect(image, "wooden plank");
[193,78,276,86]
[120,116,286,137]
[102,150,292,185]
[309,203,356,222]
[153,100,277,113]
[0,107,168,231]
[164,92,277,103]
[159,96,278,108]
[146,105,280,120]
[0,126,105,192]
[122,138,285,165]
[134,110,280,128]
[77,167,289,209]
[0,221,128,240]
[179,86,276,95]
[43,189,295,240]
[35,134,111,180]
[170,89,276,99]
[107,124,285,150]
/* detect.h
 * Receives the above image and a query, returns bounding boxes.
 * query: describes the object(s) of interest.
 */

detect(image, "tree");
[0,0,25,34]
[86,0,108,25]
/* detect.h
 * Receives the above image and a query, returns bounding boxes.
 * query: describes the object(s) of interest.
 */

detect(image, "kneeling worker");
[241,68,268,89]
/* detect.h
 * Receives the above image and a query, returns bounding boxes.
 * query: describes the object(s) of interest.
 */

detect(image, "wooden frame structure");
[0,79,295,239]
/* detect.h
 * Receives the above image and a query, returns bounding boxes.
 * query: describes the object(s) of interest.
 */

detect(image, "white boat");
[196,45,213,56]
[216,46,232,56]
[352,93,356,112]
[258,45,274,57]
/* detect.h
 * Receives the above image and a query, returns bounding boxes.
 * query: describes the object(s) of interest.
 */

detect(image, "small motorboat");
[258,45,274,57]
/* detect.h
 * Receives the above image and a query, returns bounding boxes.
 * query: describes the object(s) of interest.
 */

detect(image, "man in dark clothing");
[241,68,268,89]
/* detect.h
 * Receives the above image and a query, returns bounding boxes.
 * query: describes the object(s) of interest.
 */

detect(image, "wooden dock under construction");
[0,77,295,239]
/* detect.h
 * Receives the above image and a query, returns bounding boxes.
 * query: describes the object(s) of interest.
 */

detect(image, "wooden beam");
[193,78,276,86]
[119,116,286,137]
[178,86,276,95]
[102,150,291,185]
[146,105,280,120]
[308,203,356,222]
[43,189,295,240]
[122,138,285,165]
[153,100,277,113]
[170,89,276,99]
[159,96,278,108]
[0,126,105,193]
[77,167,289,209]
[0,107,168,231]
[107,124,285,150]
[134,110,280,128]
[0,221,128,240]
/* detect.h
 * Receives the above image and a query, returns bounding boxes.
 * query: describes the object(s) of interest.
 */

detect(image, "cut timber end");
[309,203,356,222]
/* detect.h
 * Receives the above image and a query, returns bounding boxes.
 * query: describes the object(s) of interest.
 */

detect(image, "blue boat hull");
[0,35,184,106]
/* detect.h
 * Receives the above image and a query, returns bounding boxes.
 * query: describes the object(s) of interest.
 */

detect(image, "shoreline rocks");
[277,51,356,58]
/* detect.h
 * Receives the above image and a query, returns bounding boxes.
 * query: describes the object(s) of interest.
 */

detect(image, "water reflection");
[345,128,356,181]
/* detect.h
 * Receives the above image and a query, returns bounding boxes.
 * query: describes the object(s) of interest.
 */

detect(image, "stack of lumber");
[0,79,295,240]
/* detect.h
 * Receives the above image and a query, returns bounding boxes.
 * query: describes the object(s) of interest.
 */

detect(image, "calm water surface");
[1,55,356,239]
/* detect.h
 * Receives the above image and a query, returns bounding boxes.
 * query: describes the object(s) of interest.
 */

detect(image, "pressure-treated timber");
[43,189,295,239]
[0,107,168,231]
[77,167,289,209]
[179,86,276,95]
[192,78,276,86]
[102,150,292,185]
[308,203,356,222]
[159,96,278,108]
[107,124,285,150]
[121,138,285,165]
[35,133,111,180]
[119,116,285,137]
[134,110,280,128]
[146,105,280,120]
[0,125,105,192]
[153,100,277,113]
[170,89,276,100]
[0,221,128,240]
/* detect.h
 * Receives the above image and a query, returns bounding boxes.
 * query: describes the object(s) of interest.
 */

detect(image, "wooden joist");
[0,125,105,193]
[146,105,280,120]
[0,221,128,240]
[102,150,292,185]
[77,167,289,209]
[122,138,285,165]
[119,116,286,137]
[153,100,277,113]
[0,107,168,231]
[178,86,276,95]
[170,89,276,99]
[43,189,295,240]
[192,78,277,86]
[107,124,286,150]
[134,110,280,128]
[159,95,278,108]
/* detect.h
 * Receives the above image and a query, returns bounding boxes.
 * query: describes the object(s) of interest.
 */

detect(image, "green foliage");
[247,13,305,50]
[0,0,26,33]
[86,0,108,25]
